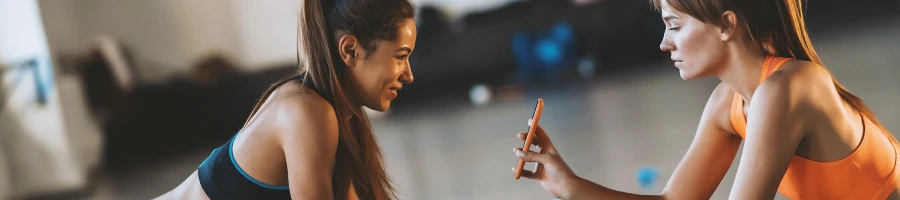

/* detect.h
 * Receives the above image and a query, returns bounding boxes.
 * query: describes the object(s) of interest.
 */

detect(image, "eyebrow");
[395,47,412,53]
[663,15,679,22]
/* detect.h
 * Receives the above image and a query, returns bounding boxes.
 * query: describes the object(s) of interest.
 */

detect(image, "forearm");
[565,177,664,200]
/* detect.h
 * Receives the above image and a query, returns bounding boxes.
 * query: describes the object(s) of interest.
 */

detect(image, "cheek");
[360,61,392,93]
[352,63,378,92]
[676,27,720,67]
[377,60,403,82]
[675,29,706,56]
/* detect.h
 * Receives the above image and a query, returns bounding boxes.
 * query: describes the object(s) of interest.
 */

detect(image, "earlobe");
[338,34,358,67]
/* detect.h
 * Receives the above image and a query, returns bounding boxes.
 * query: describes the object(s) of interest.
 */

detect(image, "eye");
[668,27,681,31]
[396,55,409,60]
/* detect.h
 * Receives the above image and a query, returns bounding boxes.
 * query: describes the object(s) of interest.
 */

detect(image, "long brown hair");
[243,0,415,199]
[651,0,891,136]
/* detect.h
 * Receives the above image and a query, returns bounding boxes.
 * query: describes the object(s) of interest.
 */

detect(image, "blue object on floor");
[637,167,659,190]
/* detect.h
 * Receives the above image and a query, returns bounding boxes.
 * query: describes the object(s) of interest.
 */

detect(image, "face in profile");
[657,0,730,80]
[347,18,417,111]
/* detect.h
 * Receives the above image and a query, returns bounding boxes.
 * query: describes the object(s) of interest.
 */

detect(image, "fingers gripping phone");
[515,98,544,180]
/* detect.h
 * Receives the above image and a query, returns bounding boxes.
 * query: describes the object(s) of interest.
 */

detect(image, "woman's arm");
[515,83,743,199]
[277,94,341,200]
[728,69,813,199]
[659,83,744,199]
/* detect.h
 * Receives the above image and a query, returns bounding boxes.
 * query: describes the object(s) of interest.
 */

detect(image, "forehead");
[395,19,416,43]
[658,0,681,19]
[377,18,416,50]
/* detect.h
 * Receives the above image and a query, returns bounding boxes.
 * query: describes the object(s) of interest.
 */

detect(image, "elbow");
[657,190,673,200]
[288,185,334,200]
[290,192,333,200]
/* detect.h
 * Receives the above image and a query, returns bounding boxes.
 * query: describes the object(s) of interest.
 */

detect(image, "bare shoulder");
[764,60,833,90]
[703,81,740,133]
[266,80,341,195]
[758,60,835,112]
[707,81,737,112]
[268,80,340,150]
[752,60,838,131]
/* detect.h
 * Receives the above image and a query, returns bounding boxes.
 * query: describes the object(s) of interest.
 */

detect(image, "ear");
[719,10,739,41]
[337,34,359,67]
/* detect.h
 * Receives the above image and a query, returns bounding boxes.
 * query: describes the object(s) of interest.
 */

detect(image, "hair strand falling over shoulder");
[649,0,891,140]
[244,0,415,199]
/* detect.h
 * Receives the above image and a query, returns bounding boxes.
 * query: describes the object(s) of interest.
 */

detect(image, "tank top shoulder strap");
[730,54,794,137]
[760,55,794,82]
[730,93,748,137]
[296,75,319,92]
[296,75,307,83]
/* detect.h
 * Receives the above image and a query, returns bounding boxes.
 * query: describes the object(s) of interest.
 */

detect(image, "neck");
[341,106,357,122]
[336,74,363,121]
[716,51,767,102]
[335,88,360,122]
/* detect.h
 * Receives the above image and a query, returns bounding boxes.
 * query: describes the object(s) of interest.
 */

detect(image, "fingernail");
[516,150,525,157]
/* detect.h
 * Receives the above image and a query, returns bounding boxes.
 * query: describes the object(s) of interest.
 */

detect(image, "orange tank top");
[730,54,900,199]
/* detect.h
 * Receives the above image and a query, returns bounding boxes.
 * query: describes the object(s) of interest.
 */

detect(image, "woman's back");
[723,56,900,199]
[726,57,865,162]
[157,79,356,200]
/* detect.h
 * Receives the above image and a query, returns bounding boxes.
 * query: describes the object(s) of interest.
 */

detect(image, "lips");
[671,58,683,66]
[386,86,401,100]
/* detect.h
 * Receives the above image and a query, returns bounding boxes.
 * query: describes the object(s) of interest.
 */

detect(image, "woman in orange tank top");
[510,0,900,199]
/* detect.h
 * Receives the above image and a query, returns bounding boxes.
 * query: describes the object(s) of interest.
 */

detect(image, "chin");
[380,101,392,111]
[367,102,390,112]
[678,70,701,80]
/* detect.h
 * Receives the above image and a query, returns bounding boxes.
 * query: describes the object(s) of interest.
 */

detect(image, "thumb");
[515,148,550,164]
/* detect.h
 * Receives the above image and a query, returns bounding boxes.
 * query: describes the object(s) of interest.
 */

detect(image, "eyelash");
[668,27,681,31]
[396,55,408,60]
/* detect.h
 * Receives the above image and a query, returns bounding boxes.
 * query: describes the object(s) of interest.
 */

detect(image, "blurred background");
[1,0,899,199]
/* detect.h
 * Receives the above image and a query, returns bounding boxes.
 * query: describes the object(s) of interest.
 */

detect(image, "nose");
[659,32,675,52]
[399,61,414,84]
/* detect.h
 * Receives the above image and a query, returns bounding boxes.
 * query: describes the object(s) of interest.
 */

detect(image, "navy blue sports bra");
[198,77,313,200]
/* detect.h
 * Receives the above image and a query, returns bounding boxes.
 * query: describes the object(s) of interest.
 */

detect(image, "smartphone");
[514,98,544,180]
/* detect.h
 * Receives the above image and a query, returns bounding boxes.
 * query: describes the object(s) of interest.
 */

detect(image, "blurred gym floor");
[32,18,900,200]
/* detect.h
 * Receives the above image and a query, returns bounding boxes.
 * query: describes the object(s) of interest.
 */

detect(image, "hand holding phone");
[511,99,582,199]
[514,98,544,180]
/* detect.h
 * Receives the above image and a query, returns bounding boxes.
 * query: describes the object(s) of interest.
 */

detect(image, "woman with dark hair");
[513,0,900,199]
[158,0,416,199]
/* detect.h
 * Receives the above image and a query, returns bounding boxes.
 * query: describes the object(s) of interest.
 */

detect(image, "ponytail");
[299,0,369,198]
[243,0,398,199]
